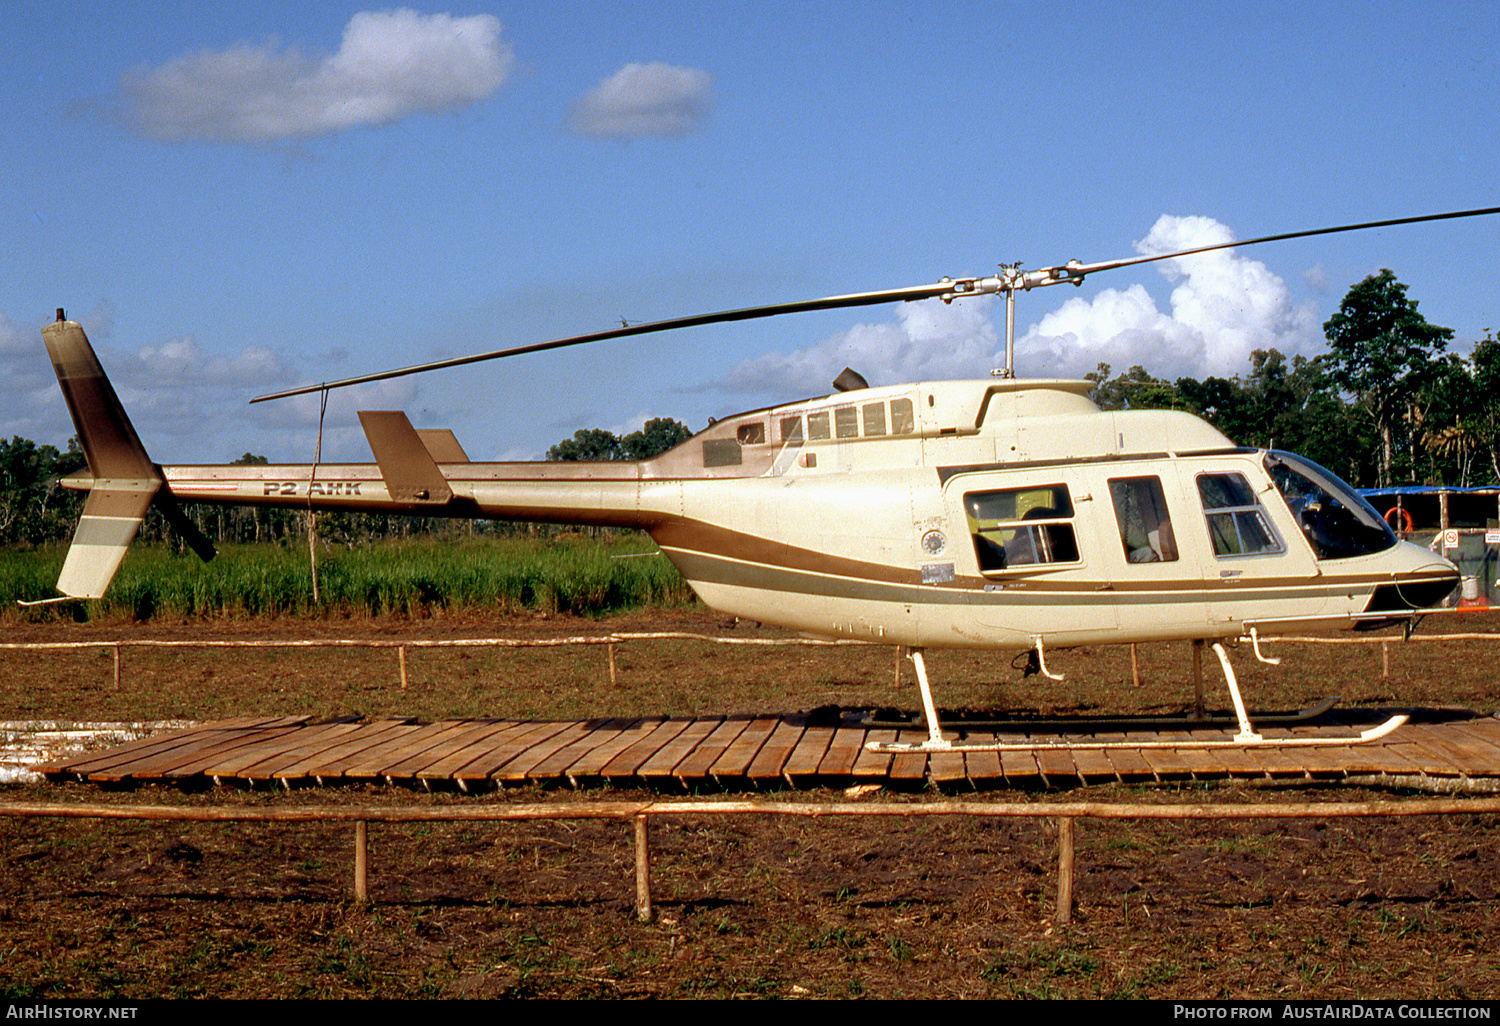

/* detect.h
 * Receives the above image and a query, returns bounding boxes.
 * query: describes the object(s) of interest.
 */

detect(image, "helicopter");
[37,207,1494,754]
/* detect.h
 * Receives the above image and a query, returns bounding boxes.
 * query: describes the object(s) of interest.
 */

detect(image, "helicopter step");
[865,645,1407,754]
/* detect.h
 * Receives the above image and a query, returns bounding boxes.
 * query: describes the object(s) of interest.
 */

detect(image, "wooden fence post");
[354,820,369,903]
[1056,817,1074,927]
[634,813,652,922]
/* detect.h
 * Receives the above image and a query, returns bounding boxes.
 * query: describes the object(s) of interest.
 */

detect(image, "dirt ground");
[2,609,1500,999]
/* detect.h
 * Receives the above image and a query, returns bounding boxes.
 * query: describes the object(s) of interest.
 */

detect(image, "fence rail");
[4,797,1498,925]
[5,629,1500,690]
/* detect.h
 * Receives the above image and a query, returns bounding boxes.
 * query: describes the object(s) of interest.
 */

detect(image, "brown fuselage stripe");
[651,518,1457,597]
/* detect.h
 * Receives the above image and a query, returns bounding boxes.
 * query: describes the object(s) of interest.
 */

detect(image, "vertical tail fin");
[39,313,213,600]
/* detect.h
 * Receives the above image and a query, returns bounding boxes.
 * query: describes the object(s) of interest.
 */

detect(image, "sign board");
[1486,529,1500,545]
[1443,529,1460,550]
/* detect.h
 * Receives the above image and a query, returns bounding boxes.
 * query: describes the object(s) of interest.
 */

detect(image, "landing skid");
[870,713,1408,754]
[859,694,1342,733]
[865,645,1407,755]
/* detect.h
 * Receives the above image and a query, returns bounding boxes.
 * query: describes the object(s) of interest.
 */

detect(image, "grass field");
[1,533,696,621]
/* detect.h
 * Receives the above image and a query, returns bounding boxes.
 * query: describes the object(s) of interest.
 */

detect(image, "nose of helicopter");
[1365,540,1462,613]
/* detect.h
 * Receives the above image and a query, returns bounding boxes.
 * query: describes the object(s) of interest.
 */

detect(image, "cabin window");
[780,416,803,443]
[891,398,915,435]
[1265,451,1397,560]
[964,484,1079,572]
[835,406,859,439]
[807,411,831,440]
[863,402,887,437]
[736,422,766,445]
[1108,476,1179,562]
[702,438,742,468]
[1196,473,1282,556]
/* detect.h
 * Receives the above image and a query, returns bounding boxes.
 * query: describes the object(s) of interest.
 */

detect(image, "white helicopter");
[39,208,1493,753]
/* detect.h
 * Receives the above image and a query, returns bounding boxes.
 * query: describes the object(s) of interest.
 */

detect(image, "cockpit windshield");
[1265,451,1397,560]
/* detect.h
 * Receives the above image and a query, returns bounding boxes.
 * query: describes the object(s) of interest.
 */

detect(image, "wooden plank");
[927,746,969,788]
[781,726,834,784]
[339,719,469,778]
[818,726,869,778]
[423,720,570,782]
[411,717,552,780]
[1340,735,1427,776]
[636,718,723,782]
[208,721,368,778]
[1056,738,1118,783]
[1442,717,1500,769]
[1151,728,1241,781]
[1135,732,1200,781]
[560,718,660,781]
[82,719,313,782]
[1033,741,1082,788]
[960,745,1003,785]
[491,720,611,782]
[1201,729,1275,779]
[997,744,1041,785]
[523,718,639,781]
[1395,719,1499,775]
[710,716,781,780]
[747,719,804,785]
[48,717,307,777]
[887,730,928,785]
[105,726,313,780]
[349,720,506,779]
[1232,732,1311,779]
[1385,722,1475,776]
[1102,738,1157,782]
[597,719,696,780]
[851,729,896,779]
[1271,723,1354,780]
[258,721,424,781]
[671,717,752,783]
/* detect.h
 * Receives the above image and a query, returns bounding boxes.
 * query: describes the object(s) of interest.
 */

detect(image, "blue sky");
[3,2,1497,464]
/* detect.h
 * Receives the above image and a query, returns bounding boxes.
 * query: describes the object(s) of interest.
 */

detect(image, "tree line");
[1086,269,1498,490]
[2,271,1492,550]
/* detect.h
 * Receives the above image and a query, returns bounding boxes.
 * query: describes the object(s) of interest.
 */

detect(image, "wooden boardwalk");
[35,708,1500,792]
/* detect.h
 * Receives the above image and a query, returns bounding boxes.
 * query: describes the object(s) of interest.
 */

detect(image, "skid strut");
[867,643,1407,754]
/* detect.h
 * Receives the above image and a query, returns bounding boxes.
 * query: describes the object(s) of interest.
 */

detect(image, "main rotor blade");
[1062,205,1500,281]
[250,281,957,403]
[251,204,1500,404]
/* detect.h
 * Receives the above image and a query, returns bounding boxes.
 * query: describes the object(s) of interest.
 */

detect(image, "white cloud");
[719,295,1001,393]
[122,10,513,142]
[572,62,713,138]
[135,336,285,385]
[0,312,65,440]
[1020,214,1322,380]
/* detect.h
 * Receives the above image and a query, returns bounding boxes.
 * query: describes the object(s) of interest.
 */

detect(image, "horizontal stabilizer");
[417,428,469,463]
[156,491,218,564]
[358,411,454,504]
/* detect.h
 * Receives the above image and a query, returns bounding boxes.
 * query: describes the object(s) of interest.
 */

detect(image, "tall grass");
[1,534,697,621]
